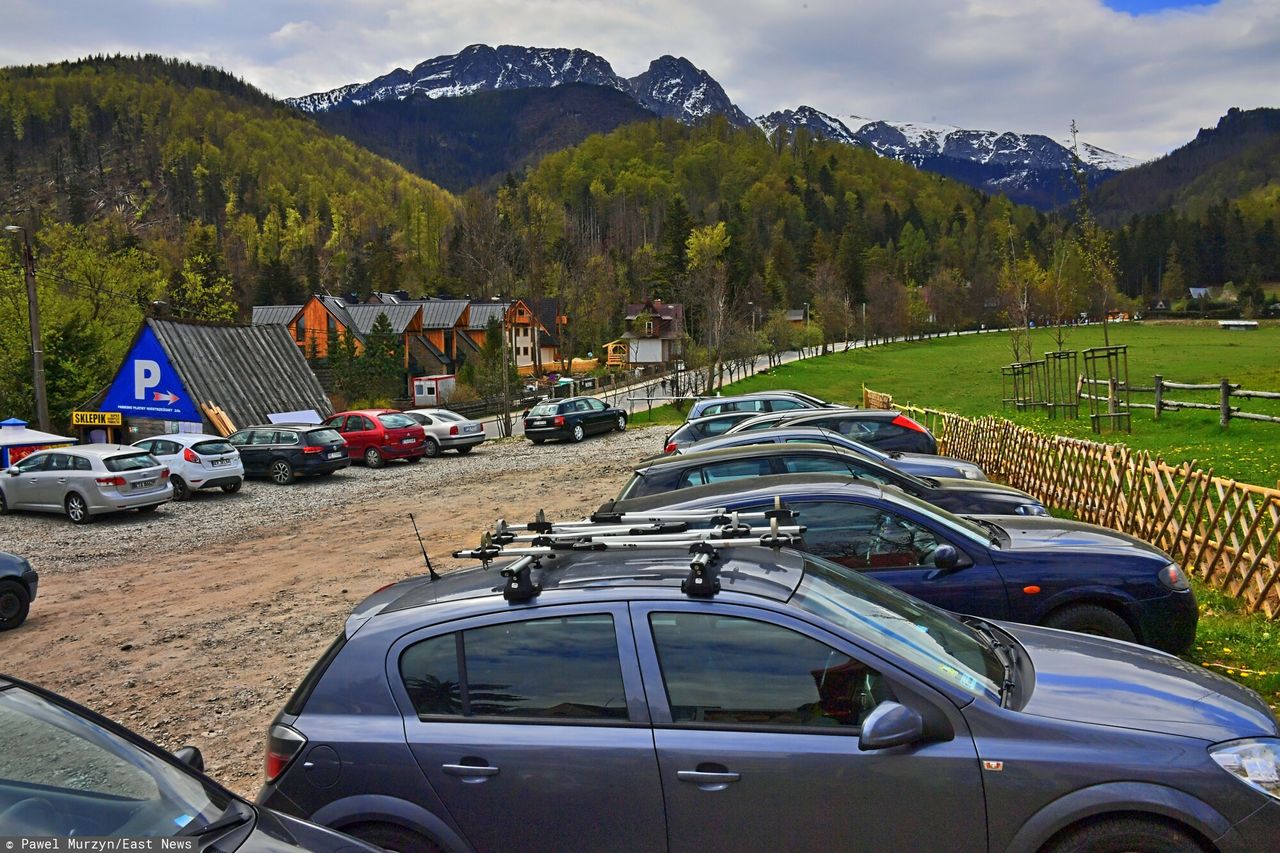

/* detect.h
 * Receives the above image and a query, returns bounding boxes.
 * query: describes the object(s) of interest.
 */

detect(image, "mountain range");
[291,43,1137,207]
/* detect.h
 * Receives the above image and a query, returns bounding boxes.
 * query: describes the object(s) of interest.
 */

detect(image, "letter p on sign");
[134,359,161,400]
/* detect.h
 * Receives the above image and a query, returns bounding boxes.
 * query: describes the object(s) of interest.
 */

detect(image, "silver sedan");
[403,409,486,457]
[0,444,173,523]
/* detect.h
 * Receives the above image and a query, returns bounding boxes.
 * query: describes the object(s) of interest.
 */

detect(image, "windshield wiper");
[967,619,1018,708]
[179,799,254,839]
[965,516,1003,547]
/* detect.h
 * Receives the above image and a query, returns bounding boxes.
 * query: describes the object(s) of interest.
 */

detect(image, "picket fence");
[863,387,1280,618]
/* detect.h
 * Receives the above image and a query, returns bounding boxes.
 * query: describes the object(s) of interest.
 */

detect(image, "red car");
[323,409,427,468]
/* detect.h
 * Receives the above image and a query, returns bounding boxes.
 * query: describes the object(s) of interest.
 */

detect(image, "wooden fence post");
[1220,378,1231,430]
[1153,374,1162,420]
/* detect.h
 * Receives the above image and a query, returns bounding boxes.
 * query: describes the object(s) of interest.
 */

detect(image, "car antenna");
[409,513,441,581]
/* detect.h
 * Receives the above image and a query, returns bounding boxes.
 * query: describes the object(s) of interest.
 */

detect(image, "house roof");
[369,291,403,305]
[147,318,333,429]
[626,300,683,322]
[785,309,806,323]
[418,299,470,329]
[0,419,75,447]
[528,296,564,331]
[346,303,422,336]
[317,295,361,340]
[468,302,509,330]
[251,304,303,326]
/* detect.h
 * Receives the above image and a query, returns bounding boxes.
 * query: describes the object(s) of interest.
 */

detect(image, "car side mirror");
[859,701,924,751]
[6,466,17,476]
[933,544,963,570]
[173,745,204,773]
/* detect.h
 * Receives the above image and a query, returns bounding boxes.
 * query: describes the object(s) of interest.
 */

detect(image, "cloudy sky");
[1,0,1276,161]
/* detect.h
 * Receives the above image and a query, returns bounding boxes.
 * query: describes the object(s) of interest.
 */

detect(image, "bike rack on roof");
[452,499,805,602]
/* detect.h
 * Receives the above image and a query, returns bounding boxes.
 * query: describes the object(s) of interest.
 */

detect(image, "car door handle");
[442,763,500,778]
[677,770,741,787]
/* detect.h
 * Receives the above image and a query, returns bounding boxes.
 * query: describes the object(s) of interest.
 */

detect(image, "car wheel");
[422,438,441,458]
[571,424,585,443]
[64,493,92,524]
[407,454,423,463]
[220,480,242,494]
[1043,603,1137,643]
[136,504,160,514]
[269,460,295,485]
[1045,816,1204,853]
[615,414,627,432]
[0,489,8,514]
[364,447,385,469]
[344,823,442,853]
[170,475,190,501]
[456,445,473,455]
[0,580,31,631]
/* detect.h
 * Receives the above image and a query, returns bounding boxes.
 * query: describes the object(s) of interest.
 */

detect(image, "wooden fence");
[862,386,1280,618]
[1084,375,1280,428]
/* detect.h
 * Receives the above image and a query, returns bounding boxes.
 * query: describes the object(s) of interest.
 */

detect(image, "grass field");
[640,321,1280,487]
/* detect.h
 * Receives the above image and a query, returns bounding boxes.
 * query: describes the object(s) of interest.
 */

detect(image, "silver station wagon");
[0,444,173,523]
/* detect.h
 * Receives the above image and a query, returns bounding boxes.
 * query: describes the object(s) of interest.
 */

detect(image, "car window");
[702,457,773,484]
[14,455,49,473]
[587,399,607,411]
[407,413,432,425]
[275,431,300,446]
[43,453,73,472]
[133,440,155,453]
[649,612,887,728]
[740,417,781,432]
[378,413,417,429]
[104,453,158,472]
[191,440,235,456]
[780,454,875,479]
[324,415,346,430]
[573,400,591,413]
[703,417,741,437]
[250,430,276,446]
[73,456,92,471]
[783,500,942,570]
[400,615,629,721]
[767,399,807,411]
[306,428,344,446]
[159,440,183,456]
[528,402,560,417]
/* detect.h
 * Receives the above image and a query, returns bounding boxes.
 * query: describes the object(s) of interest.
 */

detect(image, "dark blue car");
[604,474,1197,653]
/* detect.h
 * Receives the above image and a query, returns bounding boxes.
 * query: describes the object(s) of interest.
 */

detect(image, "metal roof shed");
[0,419,76,467]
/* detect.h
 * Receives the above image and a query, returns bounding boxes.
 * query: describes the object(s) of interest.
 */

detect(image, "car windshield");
[883,490,992,543]
[792,557,1002,701]
[377,413,417,429]
[190,440,235,456]
[433,410,465,422]
[0,685,229,836]
[104,453,157,472]
[306,428,344,445]
[528,403,560,417]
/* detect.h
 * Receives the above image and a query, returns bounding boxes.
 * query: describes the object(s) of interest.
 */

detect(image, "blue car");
[258,540,1276,852]
[604,474,1198,653]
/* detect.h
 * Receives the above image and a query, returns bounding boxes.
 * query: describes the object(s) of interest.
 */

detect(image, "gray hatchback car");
[0,444,173,523]
[258,545,1279,853]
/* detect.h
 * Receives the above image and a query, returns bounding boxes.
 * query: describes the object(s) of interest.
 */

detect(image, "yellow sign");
[71,411,122,427]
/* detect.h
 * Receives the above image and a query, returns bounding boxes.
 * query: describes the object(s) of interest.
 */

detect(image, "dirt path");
[1,434,654,797]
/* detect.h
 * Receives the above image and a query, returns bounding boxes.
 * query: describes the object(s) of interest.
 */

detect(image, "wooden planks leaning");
[863,387,1280,618]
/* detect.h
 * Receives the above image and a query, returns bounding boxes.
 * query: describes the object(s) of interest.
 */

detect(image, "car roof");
[636,441,861,470]
[698,393,814,404]
[604,473,884,513]
[240,423,329,431]
[689,426,845,449]
[377,545,810,617]
[136,433,228,443]
[39,444,150,458]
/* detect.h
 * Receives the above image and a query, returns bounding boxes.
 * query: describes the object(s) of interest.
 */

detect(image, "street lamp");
[803,301,810,327]
[747,301,756,332]
[4,224,49,432]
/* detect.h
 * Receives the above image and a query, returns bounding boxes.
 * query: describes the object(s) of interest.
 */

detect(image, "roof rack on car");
[452,499,804,602]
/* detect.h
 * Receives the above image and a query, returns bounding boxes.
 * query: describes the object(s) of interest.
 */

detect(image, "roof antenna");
[409,513,441,581]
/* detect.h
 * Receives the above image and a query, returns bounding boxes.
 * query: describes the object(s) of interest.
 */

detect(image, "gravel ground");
[0,425,668,796]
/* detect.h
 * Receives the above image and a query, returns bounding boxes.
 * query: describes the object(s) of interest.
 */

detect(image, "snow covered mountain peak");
[627,55,752,127]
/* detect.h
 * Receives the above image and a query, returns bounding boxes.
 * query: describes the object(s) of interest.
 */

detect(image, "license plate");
[328,450,344,459]
[465,424,481,434]
[534,419,547,426]
[133,479,156,490]
[402,437,416,444]
[211,458,232,467]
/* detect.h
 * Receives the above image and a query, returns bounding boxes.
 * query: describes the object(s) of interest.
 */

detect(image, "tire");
[1043,603,1137,643]
[456,445,473,455]
[170,475,190,501]
[0,489,8,514]
[422,438,441,458]
[615,414,627,432]
[0,580,31,631]
[269,459,295,486]
[571,424,585,443]
[221,480,242,494]
[65,493,92,524]
[364,447,385,469]
[531,437,545,445]
[343,823,441,853]
[1045,816,1205,853]
[407,455,423,464]
[136,504,160,514]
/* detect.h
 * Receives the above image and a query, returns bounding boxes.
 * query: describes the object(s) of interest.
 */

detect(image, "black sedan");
[524,396,627,444]
[601,474,1198,654]
[0,676,380,850]
[613,443,1047,516]
[731,408,939,454]
[0,552,37,631]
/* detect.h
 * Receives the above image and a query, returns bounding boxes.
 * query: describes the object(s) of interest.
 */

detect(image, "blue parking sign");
[101,326,201,421]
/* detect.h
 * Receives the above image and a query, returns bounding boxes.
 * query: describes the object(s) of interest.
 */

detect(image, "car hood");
[931,478,1035,502]
[980,515,1171,560]
[893,452,985,478]
[1005,622,1278,741]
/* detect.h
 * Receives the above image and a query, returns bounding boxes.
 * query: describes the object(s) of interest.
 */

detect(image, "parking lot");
[1,426,665,796]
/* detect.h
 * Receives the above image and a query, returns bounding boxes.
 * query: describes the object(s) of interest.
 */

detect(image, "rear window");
[284,634,348,716]
[528,403,560,417]
[104,453,158,472]
[306,428,344,445]
[377,413,417,429]
[191,440,235,455]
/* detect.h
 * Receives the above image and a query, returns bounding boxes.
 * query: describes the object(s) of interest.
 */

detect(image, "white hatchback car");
[403,409,486,456]
[131,433,245,500]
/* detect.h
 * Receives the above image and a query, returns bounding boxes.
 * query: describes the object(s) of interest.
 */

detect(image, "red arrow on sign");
[152,390,180,404]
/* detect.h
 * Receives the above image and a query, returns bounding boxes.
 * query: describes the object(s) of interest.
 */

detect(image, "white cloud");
[1,0,1276,159]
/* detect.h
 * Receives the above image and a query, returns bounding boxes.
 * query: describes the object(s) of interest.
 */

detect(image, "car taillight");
[303,445,325,454]
[891,414,927,433]
[664,442,677,454]
[265,723,307,782]
[449,425,459,436]
[159,467,170,479]
[95,476,126,487]
[183,448,199,463]
[554,416,565,426]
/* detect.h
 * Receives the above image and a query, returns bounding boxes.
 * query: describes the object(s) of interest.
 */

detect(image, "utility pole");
[5,225,49,432]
